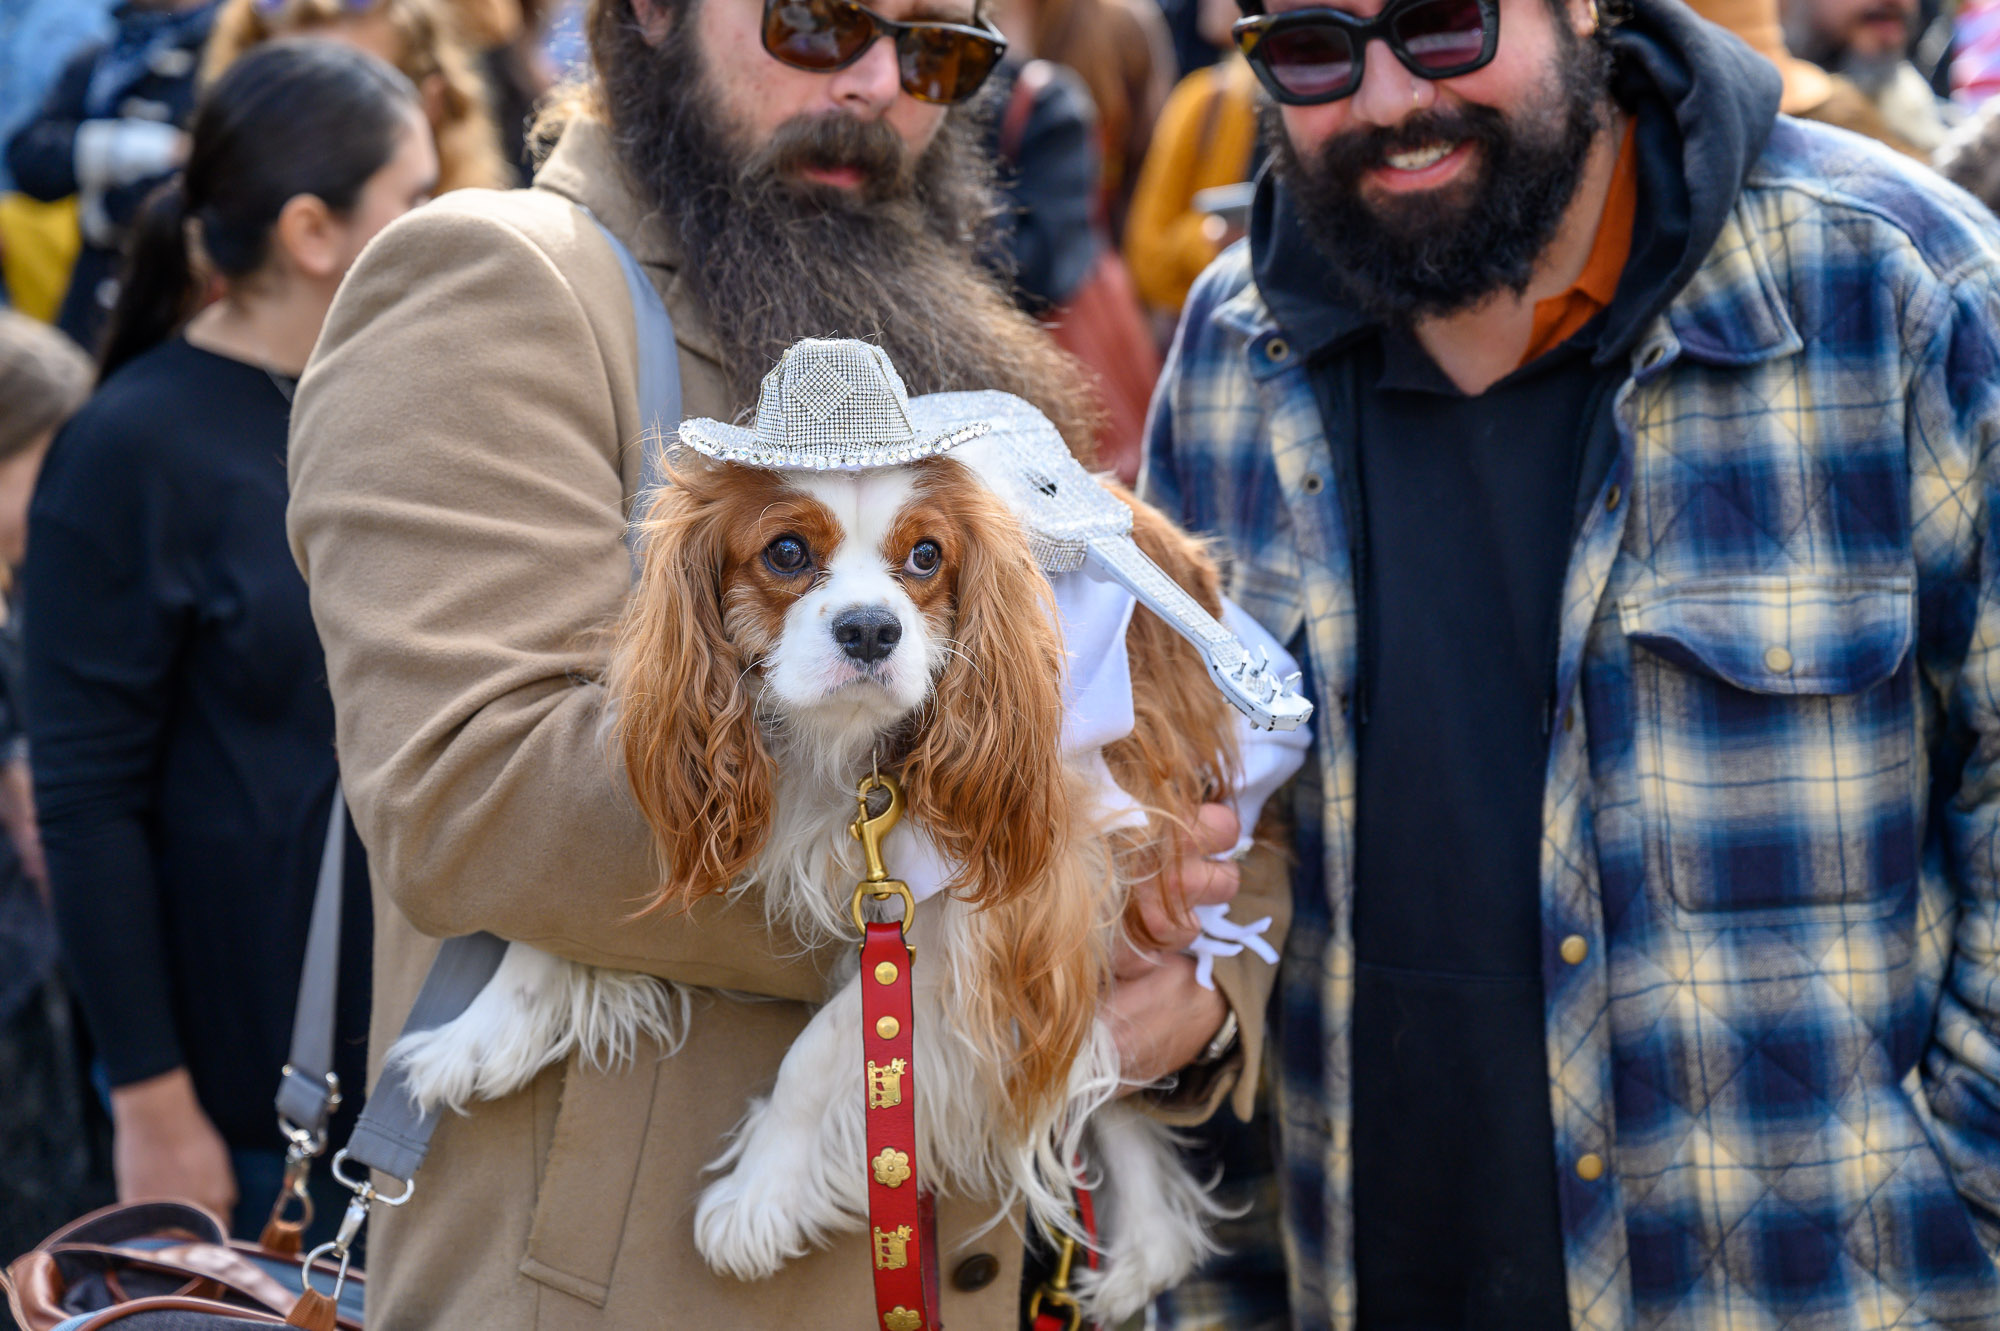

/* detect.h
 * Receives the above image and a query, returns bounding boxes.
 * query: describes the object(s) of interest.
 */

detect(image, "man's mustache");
[749,112,915,199]
[1309,105,1504,187]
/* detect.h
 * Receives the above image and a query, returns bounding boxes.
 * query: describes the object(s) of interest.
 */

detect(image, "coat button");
[1302,473,1325,494]
[1764,645,1794,674]
[1265,337,1290,362]
[1560,934,1588,965]
[1575,1152,1606,1182]
[951,1253,1001,1292]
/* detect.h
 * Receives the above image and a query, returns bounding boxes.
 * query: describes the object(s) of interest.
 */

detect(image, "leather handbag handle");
[46,1244,341,1323]
[50,1295,288,1328]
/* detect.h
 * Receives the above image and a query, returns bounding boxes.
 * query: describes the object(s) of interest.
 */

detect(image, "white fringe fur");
[386,943,689,1111]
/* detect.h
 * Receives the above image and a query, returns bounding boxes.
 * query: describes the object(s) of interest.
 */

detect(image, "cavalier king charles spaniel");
[388,409,1252,1321]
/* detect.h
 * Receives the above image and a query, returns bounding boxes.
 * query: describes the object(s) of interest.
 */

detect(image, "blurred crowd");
[2,0,2000,1318]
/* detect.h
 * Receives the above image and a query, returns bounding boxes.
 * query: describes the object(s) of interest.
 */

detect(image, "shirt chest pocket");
[1617,574,1919,923]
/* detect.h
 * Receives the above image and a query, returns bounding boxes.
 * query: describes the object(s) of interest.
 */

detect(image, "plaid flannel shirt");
[1144,115,2000,1330]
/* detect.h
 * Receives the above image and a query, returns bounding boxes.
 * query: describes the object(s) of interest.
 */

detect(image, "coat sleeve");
[1149,836,1292,1125]
[23,430,189,1088]
[1922,267,2000,1248]
[287,201,828,1002]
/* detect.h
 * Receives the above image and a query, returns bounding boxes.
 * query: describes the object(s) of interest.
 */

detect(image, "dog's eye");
[764,535,810,575]
[904,540,942,578]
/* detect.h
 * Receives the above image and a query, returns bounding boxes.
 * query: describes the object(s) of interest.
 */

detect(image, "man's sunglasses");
[1232,0,1499,105]
[762,0,1009,105]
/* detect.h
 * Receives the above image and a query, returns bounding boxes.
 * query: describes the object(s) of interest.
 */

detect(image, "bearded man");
[1147,0,2000,1325]
[285,1,1273,1327]
[1777,0,1953,152]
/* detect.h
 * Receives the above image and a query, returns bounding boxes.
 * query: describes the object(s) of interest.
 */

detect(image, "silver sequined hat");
[677,338,991,471]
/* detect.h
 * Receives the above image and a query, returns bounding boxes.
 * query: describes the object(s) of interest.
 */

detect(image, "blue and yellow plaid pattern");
[1144,117,2000,1329]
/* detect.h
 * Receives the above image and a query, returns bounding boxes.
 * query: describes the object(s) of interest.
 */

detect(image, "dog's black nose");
[833,607,902,664]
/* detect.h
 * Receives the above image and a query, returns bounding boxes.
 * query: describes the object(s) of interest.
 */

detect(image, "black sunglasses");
[1233,0,1500,105]
[762,0,1009,105]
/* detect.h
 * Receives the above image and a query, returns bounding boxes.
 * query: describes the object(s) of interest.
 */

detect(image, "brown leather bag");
[1,1201,361,1331]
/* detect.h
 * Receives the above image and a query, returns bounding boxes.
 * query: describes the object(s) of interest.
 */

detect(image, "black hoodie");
[1244,4,1779,1323]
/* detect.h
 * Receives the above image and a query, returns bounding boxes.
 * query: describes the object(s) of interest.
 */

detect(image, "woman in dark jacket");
[22,39,434,1242]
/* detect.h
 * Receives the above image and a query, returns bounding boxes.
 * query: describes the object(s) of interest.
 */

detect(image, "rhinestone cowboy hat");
[676,337,995,471]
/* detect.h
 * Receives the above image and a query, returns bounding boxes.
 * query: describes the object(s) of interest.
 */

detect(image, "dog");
[387,343,1276,1321]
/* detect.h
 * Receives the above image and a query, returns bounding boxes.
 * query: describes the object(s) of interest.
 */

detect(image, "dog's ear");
[902,470,1071,907]
[610,464,774,909]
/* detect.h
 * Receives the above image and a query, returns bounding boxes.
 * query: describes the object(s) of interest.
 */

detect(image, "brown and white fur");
[387,452,1238,1321]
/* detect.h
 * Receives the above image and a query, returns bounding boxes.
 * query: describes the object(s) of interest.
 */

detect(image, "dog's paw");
[693,1162,819,1282]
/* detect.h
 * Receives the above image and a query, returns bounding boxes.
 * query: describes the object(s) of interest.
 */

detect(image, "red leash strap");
[852,775,940,1331]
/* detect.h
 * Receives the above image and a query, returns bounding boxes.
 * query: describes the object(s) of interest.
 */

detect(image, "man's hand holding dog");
[1106,802,1240,1089]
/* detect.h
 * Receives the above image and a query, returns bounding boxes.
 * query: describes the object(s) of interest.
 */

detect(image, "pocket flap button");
[1763,645,1793,674]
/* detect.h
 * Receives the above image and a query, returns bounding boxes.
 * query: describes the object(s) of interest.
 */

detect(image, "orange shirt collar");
[1518,117,1639,369]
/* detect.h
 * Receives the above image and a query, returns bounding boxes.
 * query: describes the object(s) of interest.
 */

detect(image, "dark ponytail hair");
[98,39,419,380]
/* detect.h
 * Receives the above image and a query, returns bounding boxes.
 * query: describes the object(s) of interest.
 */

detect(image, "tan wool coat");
[287,115,1286,1330]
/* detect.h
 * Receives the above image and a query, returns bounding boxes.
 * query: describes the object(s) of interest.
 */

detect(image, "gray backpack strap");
[275,787,349,1141]
[303,930,510,1300]
[577,206,681,542]
[340,931,511,1183]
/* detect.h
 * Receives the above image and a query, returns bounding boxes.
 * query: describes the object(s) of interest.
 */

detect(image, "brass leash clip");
[1025,1220,1086,1331]
[849,772,915,952]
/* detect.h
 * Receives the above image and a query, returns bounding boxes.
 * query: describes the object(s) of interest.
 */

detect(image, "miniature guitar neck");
[1084,533,1311,732]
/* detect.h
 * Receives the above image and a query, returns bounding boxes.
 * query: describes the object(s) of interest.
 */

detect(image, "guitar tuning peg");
[1284,671,1303,688]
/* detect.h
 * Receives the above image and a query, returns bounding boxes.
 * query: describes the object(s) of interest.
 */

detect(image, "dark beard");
[591,12,1103,456]
[1269,30,1613,324]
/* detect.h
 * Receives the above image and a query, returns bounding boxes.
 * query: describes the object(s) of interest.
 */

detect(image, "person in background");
[0,310,104,1280]
[986,57,1101,314]
[22,39,433,1242]
[1690,0,1935,156]
[991,0,1174,233]
[4,0,218,352]
[1780,0,1957,151]
[1122,0,1258,318]
[203,0,511,194]
[0,0,115,321]
[991,56,1159,481]
[0,1,116,197]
